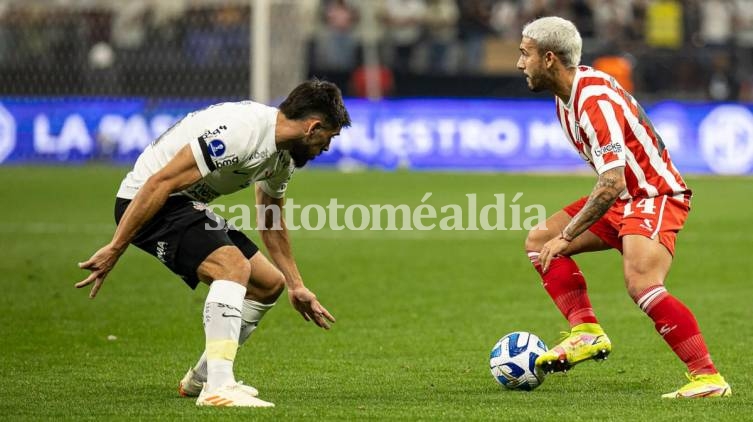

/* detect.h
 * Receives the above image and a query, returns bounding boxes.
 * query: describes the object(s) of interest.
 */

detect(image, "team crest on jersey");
[208,139,226,157]
[573,121,583,143]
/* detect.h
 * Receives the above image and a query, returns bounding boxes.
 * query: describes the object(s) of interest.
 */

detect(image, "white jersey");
[116,101,294,202]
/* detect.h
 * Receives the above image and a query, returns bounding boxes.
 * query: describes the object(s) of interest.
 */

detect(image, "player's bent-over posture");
[76,79,351,407]
[517,17,730,398]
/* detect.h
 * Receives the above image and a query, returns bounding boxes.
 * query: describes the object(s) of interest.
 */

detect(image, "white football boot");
[179,368,259,397]
[196,383,274,407]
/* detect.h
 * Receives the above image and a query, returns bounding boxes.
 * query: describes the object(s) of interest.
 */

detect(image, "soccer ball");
[489,332,548,391]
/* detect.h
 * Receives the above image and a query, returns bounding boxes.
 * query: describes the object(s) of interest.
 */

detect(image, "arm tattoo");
[562,167,626,241]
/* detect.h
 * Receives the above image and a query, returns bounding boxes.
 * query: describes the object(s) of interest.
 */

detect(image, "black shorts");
[114,196,259,289]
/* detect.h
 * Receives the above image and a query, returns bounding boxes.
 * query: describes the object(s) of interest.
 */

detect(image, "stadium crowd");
[1,0,752,100]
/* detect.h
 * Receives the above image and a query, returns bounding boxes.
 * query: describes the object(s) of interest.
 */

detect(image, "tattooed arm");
[538,166,626,272]
[561,166,626,241]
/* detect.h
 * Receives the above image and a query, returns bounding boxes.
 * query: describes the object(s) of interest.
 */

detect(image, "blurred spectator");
[520,0,555,23]
[314,0,360,71]
[682,0,701,46]
[456,0,494,74]
[699,0,734,49]
[422,0,459,74]
[569,0,596,44]
[110,1,149,51]
[593,53,635,93]
[379,0,427,73]
[489,0,521,40]
[349,63,395,97]
[708,51,736,100]
[733,0,753,99]
[591,0,633,44]
[645,0,683,49]
[1,0,751,100]
[184,5,248,68]
[0,1,13,58]
[698,0,735,99]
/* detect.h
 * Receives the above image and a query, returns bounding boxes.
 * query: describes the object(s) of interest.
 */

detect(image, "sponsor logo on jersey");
[250,150,271,160]
[198,125,228,141]
[208,139,226,157]
[215,156,239,168]
[593,142,623,157]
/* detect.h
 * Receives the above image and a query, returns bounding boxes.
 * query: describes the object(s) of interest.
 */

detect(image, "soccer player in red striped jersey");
[516,16,730,398]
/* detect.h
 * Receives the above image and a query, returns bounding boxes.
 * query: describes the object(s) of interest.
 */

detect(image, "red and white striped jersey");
[555,66,691,201]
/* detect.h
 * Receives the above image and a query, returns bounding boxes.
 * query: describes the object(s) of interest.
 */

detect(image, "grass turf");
[0,166,750,420]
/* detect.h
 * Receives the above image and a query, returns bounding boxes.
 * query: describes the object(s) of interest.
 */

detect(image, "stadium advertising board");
[0,98,751,175]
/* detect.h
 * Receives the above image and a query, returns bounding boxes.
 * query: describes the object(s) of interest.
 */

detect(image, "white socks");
[239,299,276,345]
[203,280,246,392]
[194,297,276,385]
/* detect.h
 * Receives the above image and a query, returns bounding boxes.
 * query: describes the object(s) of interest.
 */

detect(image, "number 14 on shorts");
[624,197,657,216]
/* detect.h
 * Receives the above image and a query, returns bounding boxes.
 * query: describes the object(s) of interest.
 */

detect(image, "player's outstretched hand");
[288,286,336,330]
[75,243,123,299]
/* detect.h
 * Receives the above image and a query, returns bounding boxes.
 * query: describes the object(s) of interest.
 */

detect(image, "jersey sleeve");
[189,136,217,177]
[257,157,295,199]
[188,120,253,177]
[579,98,627,174]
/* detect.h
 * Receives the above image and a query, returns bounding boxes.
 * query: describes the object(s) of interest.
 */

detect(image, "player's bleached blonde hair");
[522,16,582,68]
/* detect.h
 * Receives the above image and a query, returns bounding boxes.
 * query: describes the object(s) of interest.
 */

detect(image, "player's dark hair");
[279,79,351,130]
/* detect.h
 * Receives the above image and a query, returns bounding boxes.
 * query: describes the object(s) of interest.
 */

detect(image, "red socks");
[634,285,717,375]
[528,252,598,327]
[528,251,717,375]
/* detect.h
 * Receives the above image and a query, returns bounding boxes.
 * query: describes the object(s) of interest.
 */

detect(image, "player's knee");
[623,268,656,300]
[228,257,252,284]
[266,273,285,300]
[623,259,651,281]
[200,247,252,284]
[524,225,548,252]
[216,258,252,284]
[246,271,284,303]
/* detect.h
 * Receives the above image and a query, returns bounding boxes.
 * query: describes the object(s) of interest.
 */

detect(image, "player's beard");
[289,142,313,168]
[526,71,548,92]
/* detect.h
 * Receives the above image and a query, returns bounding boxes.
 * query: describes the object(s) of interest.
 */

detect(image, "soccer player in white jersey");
[516,17,730,398]
[76,79,351,407]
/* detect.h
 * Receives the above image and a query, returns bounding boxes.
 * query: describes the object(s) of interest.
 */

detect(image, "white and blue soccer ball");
[489,331,548,391]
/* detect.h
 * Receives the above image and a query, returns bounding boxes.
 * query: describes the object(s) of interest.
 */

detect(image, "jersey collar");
[563,67,583,110]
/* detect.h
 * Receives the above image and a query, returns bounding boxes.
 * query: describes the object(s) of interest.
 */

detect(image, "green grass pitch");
[0,166,750,420]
